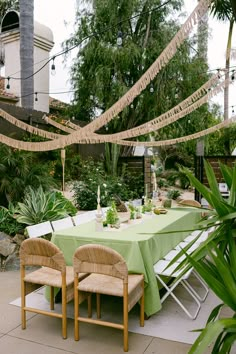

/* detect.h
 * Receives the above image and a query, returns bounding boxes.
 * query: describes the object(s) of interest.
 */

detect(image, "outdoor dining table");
[50,208,200,317]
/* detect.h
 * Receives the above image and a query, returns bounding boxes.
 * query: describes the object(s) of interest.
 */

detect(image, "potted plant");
[142,199,153,214]
[105,201,119,227]
[176,160,236,353]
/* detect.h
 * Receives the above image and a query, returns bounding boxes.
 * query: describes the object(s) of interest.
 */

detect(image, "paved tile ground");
[1,270,196,354]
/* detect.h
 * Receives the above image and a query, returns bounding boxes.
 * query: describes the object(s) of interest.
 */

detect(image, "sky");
[34,0,236,115]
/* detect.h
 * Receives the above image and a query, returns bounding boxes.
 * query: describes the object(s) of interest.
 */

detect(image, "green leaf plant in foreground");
[176,160,236,353]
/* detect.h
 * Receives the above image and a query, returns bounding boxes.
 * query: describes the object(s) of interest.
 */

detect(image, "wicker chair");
[20,238,90,339]
[178,199,201,208]
[73,244,145,352]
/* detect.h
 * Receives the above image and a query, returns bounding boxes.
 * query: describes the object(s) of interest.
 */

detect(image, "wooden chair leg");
[96,293,101,319]
[21,281,26,329]
[88,294,92,318]
[21,266,26,330]
[74,276,79,341]
[62,281,67,339]
[140,279,145,327]
[123,285,128,352]
[50,286,54,310]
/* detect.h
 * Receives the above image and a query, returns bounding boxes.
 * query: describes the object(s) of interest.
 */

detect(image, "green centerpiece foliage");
[142,199,153,213]
[106,201,119,226]
[177,160,236,353]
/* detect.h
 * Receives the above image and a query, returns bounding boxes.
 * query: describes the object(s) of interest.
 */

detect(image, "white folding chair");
[72,211,96,226]
[182,230,209,245]
[154,259,201,319]
[163,246,209,302]
[51,217,74,231]
[26,221,53,238]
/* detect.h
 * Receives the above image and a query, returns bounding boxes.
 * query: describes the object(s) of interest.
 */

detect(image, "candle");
[97,185,100,199]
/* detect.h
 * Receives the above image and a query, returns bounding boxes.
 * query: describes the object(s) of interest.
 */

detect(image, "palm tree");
[229,0,236,21]
[19,0,34,109]
[210,0,234,122]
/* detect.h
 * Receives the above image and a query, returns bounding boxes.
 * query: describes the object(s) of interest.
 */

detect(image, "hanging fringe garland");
[78,0,210,134]
[99,75,224,140]
[28,0,210,148]
[76,116,236,147]
[61,76,229,144]
[0,109,61,140]
[65,73,220,139]
[0,75,230,150]
[0,72,225,145]
[0,0,214,151]
[115,116,236,147]
[43,116,75,133]
[0,77,229,151]
[1,112,235,151]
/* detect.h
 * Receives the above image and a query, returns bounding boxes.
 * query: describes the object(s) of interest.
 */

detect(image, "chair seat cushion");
[24,266,86,288]
[78,273,143,297]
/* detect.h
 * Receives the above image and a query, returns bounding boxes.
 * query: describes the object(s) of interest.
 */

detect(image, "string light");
[6,76,10,89]
[5,0,173,81]
[10,66,233,102]
[231,70,235,81]
[117,31,123,47]
[149,83,154,93]
[51,57,56,76]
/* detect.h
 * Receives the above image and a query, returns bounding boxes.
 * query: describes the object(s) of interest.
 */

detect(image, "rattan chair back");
[20,238,66,272]
[73,244,128,282]
[178,199,201,208]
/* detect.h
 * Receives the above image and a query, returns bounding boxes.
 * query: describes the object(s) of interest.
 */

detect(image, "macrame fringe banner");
[115,116,236,147]
[0,0,225,153]
[79,0,211,134]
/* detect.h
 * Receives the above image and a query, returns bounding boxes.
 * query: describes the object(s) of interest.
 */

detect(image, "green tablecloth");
[50,209,200,316]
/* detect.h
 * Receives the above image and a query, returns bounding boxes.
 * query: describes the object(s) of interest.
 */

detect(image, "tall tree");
[211,0,235,121]
[210,0,235,154]
[65,0,213,161]
[195,0,209,157]
[19,0,34,109]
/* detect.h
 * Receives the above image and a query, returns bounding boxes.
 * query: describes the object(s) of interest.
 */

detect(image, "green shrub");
[166,189,181,200]
[72,158,142,210]
[157,178,168,188]
[0,204,24,236]
[15,186,77,226]
[0,144,58,206]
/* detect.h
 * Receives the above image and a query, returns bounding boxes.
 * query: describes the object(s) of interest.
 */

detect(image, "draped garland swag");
[0,0,234,152]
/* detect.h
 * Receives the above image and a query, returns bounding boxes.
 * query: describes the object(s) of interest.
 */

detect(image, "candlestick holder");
[95,185,103,231]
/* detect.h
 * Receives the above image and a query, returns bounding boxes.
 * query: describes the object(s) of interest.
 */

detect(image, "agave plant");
[177,160,236,353]
[15,186,77,226]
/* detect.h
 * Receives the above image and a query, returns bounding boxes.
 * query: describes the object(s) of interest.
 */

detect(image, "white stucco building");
[0,10,54,113]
